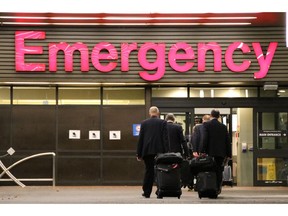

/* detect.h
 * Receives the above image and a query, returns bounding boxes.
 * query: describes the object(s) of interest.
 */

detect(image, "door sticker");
[109,131,121,140]
[69,130,81,139]
[89,130,100,140]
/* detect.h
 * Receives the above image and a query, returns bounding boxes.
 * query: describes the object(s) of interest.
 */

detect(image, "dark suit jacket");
[191,123,205,153]
[201,119,232,158]
[137,116,168,158]
[167,122,189,157]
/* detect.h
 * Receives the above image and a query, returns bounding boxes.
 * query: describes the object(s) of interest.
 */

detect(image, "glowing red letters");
[15,31,278,81]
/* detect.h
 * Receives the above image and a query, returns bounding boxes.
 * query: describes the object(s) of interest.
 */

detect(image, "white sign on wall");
[69,130,81,139]
[109,131,121,140]
[89,130,100,140]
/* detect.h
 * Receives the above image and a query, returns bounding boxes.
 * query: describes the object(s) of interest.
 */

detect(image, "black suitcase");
[155,152,183,164]
[196,171,218,199]
[190,155,215,173]
[155,163,182,199]
[180,159,194,190]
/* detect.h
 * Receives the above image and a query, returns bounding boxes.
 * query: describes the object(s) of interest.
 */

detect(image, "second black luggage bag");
[180,159,194,190]
[196,171,218,199]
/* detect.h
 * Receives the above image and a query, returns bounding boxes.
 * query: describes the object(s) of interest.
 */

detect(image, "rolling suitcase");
[155,153,183,199]
[196,171,218,199]
[180,159,194,190]
[222,164,233,187]
[155,152,183,164]
[190,155,216,174]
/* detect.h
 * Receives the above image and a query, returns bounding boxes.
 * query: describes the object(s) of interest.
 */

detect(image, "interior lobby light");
[200,90,204,98]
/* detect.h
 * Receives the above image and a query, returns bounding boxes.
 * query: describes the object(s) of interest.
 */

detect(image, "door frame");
[253,107,288,186]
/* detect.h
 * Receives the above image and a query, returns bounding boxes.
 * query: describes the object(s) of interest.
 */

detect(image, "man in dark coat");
[136,106,168,198]
[191,114,210,157]
[165,113,189,158]
[200,109,232,193]
[190,114,210,189]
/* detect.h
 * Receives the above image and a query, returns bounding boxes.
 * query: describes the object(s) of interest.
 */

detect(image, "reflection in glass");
[152,87,188,98]
[59,87,100,105]
[190,87,257,98]
[13,87,56,105]
[103,88,145,105]
[257,158,288,182]
[0,87,10,104]
[261,88,288,97]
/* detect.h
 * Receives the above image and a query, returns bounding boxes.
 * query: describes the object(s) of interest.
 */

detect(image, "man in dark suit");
[191,114,210,157]
[165,113,189,158]
[190,114,210,189]
[200,109,232,193]
[136,106,168,198]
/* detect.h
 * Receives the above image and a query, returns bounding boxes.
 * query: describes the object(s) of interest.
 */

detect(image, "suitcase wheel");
[209,194,218,199]
[157,195,163,199]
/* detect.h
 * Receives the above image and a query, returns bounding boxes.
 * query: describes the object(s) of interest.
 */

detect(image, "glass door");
[160,111,192,137]
[254,109,288,186]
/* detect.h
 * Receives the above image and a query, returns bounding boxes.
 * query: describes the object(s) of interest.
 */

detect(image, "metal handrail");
[0,152,56,187]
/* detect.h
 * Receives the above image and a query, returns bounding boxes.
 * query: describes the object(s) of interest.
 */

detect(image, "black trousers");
[213,156,225,190]
[142,154,156,196]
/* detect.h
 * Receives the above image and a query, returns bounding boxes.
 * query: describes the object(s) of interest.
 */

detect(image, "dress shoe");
[142,193,150,198]
[155,189,159,196]
[217,188,222,195]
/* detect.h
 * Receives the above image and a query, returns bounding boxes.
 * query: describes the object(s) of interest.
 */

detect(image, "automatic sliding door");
[255,110,288,186]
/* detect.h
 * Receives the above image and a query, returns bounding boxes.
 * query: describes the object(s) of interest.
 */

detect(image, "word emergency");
[15,31,278,81]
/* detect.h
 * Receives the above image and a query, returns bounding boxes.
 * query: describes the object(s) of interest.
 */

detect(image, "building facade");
[1,12,288,186]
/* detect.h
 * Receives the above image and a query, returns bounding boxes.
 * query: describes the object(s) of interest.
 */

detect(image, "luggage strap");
[157,164,179,172]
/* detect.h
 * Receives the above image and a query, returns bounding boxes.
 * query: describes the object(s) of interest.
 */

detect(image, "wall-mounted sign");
[133,124,141,136]
[89,130,100,140]
[109,131,121,140]
[258,130,287,137]
[15,31,278,81]
[69,130,80,139]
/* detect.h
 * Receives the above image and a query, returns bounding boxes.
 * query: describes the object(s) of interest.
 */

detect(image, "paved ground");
[1,185,288,216]
[1,185,288,204]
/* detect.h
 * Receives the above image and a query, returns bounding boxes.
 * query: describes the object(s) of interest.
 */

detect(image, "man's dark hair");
[211,109,220,118]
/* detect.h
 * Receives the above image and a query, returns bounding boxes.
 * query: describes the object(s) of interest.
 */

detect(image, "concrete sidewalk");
[1,185,288,204]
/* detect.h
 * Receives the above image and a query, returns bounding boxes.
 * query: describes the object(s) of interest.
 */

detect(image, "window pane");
[13,87,56,105]
[277,88,288,97]
[258,112,288,150]
[190,87,257,98]
[257,158,288,183]
[152,87,187,98]
[58,87,100,105]
[103,88,145,105]
[260,89,278,97]
[0,87,10,104]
